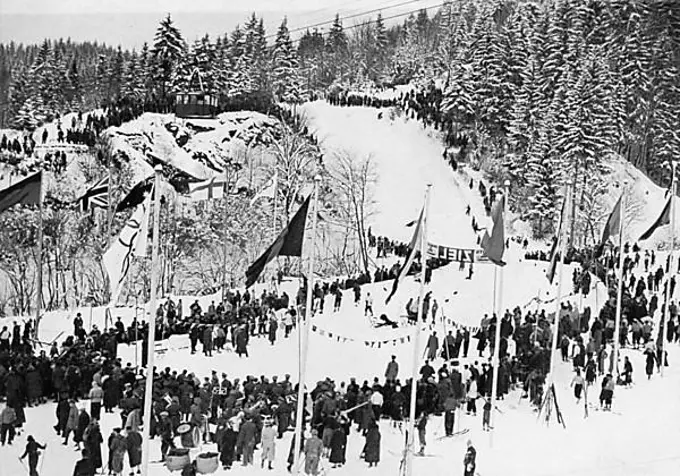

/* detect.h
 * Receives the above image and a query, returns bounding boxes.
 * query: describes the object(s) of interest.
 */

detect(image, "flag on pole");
[639,196,671,241]
[547,195,567,284]
[481,196,506,266]
[188,176,227,201]
[76,175,109,212]
[385,207,424,304]
[245,194,311,287]
[133,186,153,257]
[103,199,149,305]
[250,172,278,206]
[0,171,42,213]
[594,194,622,258]
[115,178,153,212]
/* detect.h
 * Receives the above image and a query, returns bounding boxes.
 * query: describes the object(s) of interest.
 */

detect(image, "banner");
[427,243,486,263]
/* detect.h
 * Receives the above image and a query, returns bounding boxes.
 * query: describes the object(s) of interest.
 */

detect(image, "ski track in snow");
[2,103,680,475]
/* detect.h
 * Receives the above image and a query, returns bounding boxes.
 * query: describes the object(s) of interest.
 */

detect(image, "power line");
[265,0,433,40]
[285,0,448,46]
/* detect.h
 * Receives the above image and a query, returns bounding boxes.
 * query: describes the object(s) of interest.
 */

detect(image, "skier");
[463,439,476,476]
[20,435,46,476]
[482,397,492,431]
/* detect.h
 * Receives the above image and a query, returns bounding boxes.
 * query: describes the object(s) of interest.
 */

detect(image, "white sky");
[0,0,442,48]
[0,0,421,15]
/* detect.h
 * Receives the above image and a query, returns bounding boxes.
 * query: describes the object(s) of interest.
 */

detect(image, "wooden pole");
[221,166,230,304]
[489,179,509,436]
[141,165,163,476]
[660,164,676,377]
[403,184,431,476]
[546,181,571,391]
[292,175,321,476]
[612,183,627,384]
[34,175,44,337]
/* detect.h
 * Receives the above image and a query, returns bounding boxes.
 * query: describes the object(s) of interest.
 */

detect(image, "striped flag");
[188,176,227,201]
[385,207,424,304]
[77,176,109,212]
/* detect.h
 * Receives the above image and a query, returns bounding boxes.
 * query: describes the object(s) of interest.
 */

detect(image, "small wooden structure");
[175,68,218,119]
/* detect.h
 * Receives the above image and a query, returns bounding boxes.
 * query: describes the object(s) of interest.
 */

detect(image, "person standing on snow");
[416,413,428,456]
[570,369,585,402]
[20,435,46,476]
[463,439,476,476]
[426,332,439,360]
[385,355,399,383]
[365,292,374,317]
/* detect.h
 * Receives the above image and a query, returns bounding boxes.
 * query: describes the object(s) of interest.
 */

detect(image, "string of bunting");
[310,324,413,348]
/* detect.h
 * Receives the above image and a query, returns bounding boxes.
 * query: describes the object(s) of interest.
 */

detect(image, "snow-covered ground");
[2,101,680,476]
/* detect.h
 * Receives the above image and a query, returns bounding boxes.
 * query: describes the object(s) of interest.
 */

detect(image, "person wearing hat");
[72,448,95,476]
[20,435,46,476]
[463,439,477,476]
[159,411,175,461]
[385,356,399,383]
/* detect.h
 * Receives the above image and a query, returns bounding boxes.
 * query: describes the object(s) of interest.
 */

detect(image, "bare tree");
[327,150,377,274]
[269,118,321,221]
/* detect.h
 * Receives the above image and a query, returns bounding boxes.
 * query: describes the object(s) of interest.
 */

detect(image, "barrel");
[196,452,219,474]
[165,448,190,472]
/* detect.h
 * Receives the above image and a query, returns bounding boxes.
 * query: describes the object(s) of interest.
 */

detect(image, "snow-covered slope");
[104,111,281,183]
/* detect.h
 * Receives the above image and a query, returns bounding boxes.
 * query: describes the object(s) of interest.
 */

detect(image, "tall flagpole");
[141,165,163,476]
[489,179,510,438]
[546,181,571,394]
[660,163,676,377]
[403,183,431,476]
[612,181,627,384]
[221,166,230,304]
[292,175,321,476]
[34,173,44,337]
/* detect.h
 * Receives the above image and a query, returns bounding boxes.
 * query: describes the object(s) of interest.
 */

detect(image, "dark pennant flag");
[0,171,42,214]
[639,196,671,241]
[245,194,312,288]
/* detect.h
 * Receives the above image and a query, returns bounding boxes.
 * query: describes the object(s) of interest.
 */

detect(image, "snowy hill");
[2,100,680,476]
[104,111,282,183]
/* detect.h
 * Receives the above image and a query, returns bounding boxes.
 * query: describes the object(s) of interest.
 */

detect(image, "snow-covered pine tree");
[327,14,349,82]
[152,14,186,100]
[272,18,305,104]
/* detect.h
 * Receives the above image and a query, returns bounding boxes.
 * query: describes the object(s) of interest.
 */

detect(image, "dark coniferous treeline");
[0,1,678,238]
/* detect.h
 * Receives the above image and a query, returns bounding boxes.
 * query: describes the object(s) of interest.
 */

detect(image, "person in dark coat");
[84,420,103,471]
[236,326,249,357]
[363,423,381,467]
[219,424,238,469]
[202,326,213,357]
[74,408,90,450]
[645,348,656,379]
[20,435,46,476]
[329,426,347,468]
[268,317,278,345]
[463,439,477,476]
[26,365,43,406]
[55,394,70,436]
[72,449,95,476]
[126,426,142,473]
